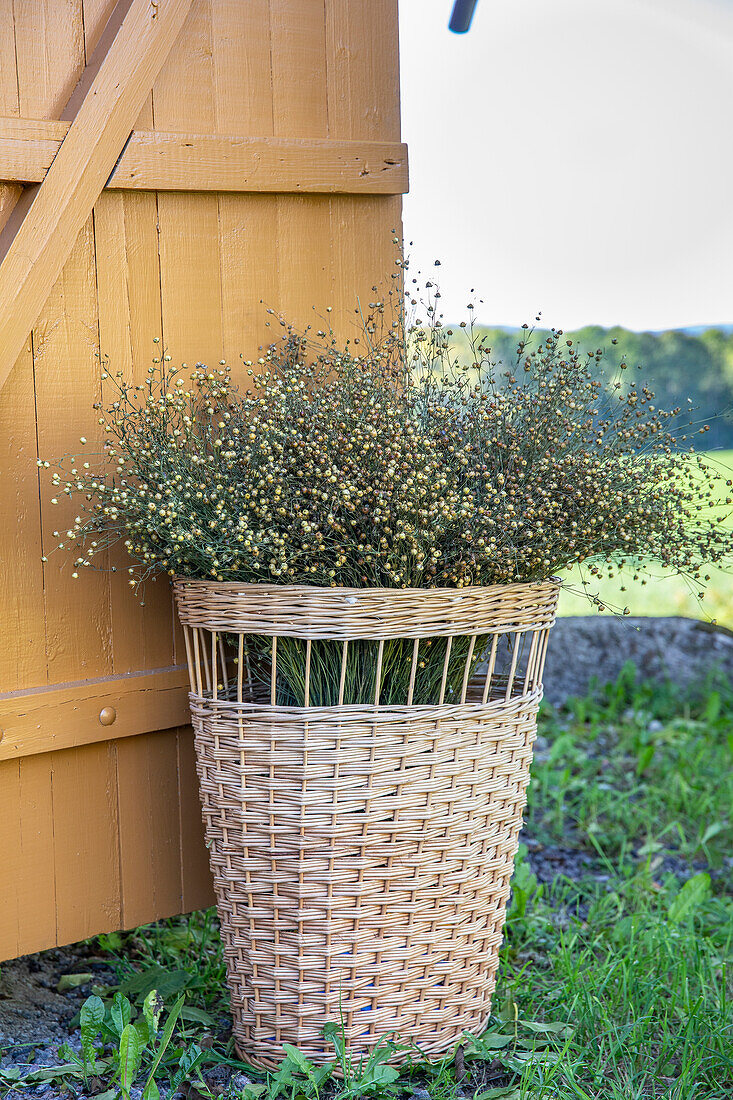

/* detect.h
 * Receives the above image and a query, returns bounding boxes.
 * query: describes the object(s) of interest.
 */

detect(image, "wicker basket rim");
[174,577,560,599]
[187,690,543,719]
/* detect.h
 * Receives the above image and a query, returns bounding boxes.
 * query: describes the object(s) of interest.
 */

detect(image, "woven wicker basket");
[174,579,559,1067]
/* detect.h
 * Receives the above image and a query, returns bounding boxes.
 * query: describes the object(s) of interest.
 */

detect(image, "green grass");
[558,449,733,626]
[1,669,731,1099]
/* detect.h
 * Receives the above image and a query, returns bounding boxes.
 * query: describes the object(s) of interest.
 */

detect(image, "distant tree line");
[471,326,733,450]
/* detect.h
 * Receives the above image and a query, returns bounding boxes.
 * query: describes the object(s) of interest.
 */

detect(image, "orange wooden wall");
[0,0,404,961]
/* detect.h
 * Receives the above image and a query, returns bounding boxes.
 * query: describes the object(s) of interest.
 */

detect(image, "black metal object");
[449,0,479,33]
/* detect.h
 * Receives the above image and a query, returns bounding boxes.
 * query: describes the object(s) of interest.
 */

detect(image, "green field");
[558,450,733,626]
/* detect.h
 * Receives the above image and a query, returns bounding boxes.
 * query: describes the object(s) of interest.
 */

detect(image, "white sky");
[399,0,733,330]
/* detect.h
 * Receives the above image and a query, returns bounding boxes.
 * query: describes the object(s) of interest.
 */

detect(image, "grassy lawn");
[558,449,733,626]
[2,667,730,1099]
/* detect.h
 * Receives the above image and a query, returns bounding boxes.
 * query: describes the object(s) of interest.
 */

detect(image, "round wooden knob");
[99,706,117,726]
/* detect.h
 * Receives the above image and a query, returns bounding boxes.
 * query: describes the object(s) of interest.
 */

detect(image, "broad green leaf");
[57,972,93,992]
[511,884,528,919]
[700,820,728,846]
[142,1076,161,1100]
[519,1019,572,1037]
[497,996,519,1024]
[179,1004,216,1025]
[22,1065,86,1084]
[170,1044,206,1091]
[668,872,711,924]
[505,1049,562,1066]
[323,1020,345,1058]
[467,1031,514,1052]
[313,1064,335,1090]
[97,931,123,952]
[269,1064,296,1099]
[80,995,105,1067]
[240,1086,267,1100]
[282,1043,318,1079]
[361,1063,400,1086]
[119,1024,143,1099]
[143,989,164,1040]
[111,992,133,1036]
[119,965,189,1001]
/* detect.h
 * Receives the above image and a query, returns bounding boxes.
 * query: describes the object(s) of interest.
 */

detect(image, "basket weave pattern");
[174,581,559,1066]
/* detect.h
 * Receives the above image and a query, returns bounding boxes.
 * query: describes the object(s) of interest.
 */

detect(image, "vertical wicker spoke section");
[174,580,559,1066]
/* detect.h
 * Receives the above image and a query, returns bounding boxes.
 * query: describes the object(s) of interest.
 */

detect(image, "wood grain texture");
[0,667,190,762]
[33,217,114,684]
[110,132,407,192]
[0,0,402,960]
[0,0,194,392]
[51,741,121,945]
[0,4,47,694]
[0,335,47,692]
[93,190,176,674]
[0,119,408,193]
[0,760,23,957]
[177,727,215,911]
[15,755,58,954]
[12,0,86,121]
[117,729,185,927]
[214,0,278,370]
[150,0,222,919]
[0,0,92,964]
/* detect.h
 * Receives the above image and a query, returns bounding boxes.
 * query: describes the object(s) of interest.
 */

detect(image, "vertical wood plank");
[157,192,224,364]
[17,755,57,953]
[0,0,23,230]
[270,0,328,138]
[0,760,22,957]
[152,0,216,133]
[325,0,401,143]
[34,217,113,683]
[0,755,57,960]
[51,741,121,945]
[150,0,221,912]
[117,730,183,927]
[0,0,47,692]
[271,0,334,332]
[15,0,112,685]
[211,0,273,135]
[276,194,335,331]
[213,0,278,369]
[154,0,223,366]
[0,337,48,690]
[93,190,175,674]
[0,0,404,958]
[81,0,119,56]
[178,728,215,911]
[0,0,107,963]
[326,0,402,339]
[218,193,280,368]
[13,0,86,120]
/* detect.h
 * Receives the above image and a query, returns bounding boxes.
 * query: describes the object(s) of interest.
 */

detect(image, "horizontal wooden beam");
[0,667,191,762]
[0,118,409,194]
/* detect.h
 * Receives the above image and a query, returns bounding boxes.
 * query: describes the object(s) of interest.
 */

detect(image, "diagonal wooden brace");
[0,0,193,395]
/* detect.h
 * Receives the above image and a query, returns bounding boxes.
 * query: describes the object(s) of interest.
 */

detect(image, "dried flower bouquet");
[47,284,732,703]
